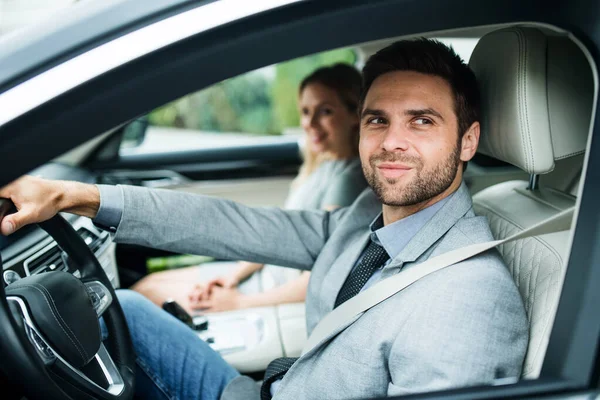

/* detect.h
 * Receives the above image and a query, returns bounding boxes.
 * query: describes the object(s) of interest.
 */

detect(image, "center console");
[193,303,307,373]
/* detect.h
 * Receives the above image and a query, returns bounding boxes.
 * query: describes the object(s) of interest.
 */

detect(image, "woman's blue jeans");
[102,289,239,400]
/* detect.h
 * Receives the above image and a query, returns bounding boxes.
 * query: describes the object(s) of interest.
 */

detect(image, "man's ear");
[460,121,480,162]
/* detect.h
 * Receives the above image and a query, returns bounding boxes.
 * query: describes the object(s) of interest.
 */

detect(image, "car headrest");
[469,27,593,174]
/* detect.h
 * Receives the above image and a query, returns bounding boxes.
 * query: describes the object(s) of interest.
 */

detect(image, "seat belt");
[302,206,575,356]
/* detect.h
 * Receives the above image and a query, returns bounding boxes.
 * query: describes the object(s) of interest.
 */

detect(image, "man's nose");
[381,126,410,152]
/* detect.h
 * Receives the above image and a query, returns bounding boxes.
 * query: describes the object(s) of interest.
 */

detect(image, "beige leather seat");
[468,27,594,379]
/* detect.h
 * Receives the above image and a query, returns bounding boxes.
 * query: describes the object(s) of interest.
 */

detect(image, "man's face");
[359,71,465,207]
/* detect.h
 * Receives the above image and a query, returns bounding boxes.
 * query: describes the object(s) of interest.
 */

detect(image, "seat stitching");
[555,150,585,159]
[525,280,561,376]
[476,202,566,377]
[487,215,562,298]
[521,30,535,172]
[473,202,565,262]
[515,29,530,172]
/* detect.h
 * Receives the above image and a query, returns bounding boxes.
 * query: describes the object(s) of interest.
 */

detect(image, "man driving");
[0,38,528,400]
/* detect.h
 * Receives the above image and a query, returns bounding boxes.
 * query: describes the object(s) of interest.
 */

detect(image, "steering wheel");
[0,201,135,400]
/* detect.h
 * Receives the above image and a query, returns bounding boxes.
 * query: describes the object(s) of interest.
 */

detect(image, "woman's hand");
[189,286,244,313]
[187,274,239,304]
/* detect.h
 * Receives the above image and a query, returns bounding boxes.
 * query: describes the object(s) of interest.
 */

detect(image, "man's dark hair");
[300,63,362,114]
[361,38,480,138]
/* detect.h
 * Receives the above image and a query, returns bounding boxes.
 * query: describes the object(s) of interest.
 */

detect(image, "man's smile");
[376,162,413,179]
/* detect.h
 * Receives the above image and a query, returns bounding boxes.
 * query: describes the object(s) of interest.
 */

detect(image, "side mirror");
[121,117,149,149]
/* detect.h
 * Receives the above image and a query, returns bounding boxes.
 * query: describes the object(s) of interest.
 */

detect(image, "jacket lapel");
[318,190,381,315]
[318,231,371,315]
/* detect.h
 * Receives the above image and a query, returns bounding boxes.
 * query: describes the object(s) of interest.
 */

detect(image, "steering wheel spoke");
[84,280,113,317]
[7,296,57,366]
[51,343,126,397]
[92,344,126,395]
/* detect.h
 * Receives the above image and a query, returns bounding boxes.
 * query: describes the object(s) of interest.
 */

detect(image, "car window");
[120,48,357,155]
[0,0,77,36]
[436,37,479,62]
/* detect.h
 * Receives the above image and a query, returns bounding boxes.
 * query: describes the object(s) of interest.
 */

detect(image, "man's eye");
[413,118,433,125]
[368,117,386,125]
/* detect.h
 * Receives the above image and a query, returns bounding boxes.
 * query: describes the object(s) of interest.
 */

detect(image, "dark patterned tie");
[334,240,390,308]
[260,357,298,400]
[260,239,389,400]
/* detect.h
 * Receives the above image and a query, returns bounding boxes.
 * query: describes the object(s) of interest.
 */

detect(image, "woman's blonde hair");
[294,63,362,187]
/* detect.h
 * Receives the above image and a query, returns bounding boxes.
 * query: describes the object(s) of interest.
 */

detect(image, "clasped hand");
[188,276,244,312]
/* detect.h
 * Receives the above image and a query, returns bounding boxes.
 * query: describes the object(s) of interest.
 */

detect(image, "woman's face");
[299,83,359,157]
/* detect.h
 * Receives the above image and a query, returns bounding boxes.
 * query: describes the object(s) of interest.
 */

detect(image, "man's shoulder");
[429,210,513,289]
[444,210,495,247]
[408,243,521,325]
[329,188,380,224]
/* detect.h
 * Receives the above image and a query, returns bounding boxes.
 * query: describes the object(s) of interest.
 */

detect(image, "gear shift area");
[162,299,209,331]
[162,302,305,374]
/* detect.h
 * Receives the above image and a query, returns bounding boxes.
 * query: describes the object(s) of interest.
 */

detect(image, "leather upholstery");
[6,271,101,369]
[473,182,575,378]
[470,27,593,174]
[470,28,593,378]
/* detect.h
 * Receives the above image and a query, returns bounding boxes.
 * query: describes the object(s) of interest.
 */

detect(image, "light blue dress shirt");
[93,185,125,232]
[360,194,451,291]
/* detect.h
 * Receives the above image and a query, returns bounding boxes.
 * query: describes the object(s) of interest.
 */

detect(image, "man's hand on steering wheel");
[0,175,100,235]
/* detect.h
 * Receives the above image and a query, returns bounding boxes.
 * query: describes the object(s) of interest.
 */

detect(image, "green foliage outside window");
[148,48,356,135]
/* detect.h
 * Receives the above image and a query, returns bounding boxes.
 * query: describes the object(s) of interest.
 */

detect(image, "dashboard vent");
[25,245,67,275]
[26,228,109,276]
[77,227,108,254]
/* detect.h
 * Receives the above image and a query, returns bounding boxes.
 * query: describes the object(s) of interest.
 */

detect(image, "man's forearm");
[58,181,100,218]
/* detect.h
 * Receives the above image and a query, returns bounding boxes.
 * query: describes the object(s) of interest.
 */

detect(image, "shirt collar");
[369,193,454,260]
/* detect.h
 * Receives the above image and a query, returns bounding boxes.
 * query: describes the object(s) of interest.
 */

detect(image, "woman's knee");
[131,274,158,296]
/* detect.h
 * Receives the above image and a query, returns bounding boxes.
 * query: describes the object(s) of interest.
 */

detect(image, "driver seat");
[468,27,594,379]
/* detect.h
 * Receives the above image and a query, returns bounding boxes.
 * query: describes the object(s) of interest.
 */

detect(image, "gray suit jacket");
[113,182,528,400]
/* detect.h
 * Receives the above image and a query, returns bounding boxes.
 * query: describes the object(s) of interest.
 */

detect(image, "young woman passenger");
[132,63,367,313]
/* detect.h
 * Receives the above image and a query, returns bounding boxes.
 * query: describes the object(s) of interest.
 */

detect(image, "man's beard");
[363,144,461,207]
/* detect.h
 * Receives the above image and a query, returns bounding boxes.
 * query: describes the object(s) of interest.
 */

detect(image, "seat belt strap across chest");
[302,206,575,356]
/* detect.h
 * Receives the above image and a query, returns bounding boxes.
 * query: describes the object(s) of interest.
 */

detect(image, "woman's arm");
[233,261,266,283]
[243,271,310,308]
[191,271,311,312]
